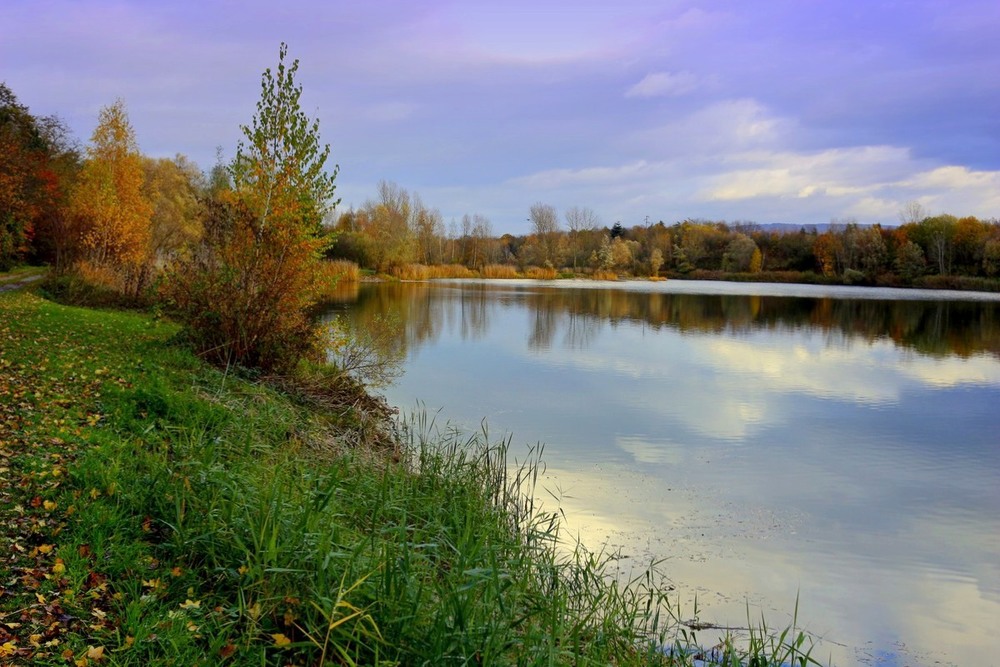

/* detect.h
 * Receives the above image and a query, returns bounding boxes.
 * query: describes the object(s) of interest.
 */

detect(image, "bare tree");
[899,200,926,226]
[471,214,493,268]
[529,202,560,266]
[565,206,599,270]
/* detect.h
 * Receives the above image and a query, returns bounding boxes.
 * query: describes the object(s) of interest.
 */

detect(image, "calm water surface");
[327,279,1000,666]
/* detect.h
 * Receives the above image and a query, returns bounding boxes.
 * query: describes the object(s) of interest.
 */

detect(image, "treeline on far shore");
[328,186,1000,291]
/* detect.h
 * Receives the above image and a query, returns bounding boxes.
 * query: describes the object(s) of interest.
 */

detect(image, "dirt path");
[0,273,45,293]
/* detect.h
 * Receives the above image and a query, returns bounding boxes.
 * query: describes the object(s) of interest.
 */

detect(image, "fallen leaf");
[271,633,291,647]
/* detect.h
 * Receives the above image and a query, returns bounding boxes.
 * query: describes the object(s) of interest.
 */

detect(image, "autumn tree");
[649,247,664,277]
[0,84,78,270]
[142,154,205,262]
[351,180,415,272]
[0,84,40,269]
[167,43,338,370]
[69,100,153,294]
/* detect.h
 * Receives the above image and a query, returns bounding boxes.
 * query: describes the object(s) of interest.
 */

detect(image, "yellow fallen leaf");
[86,645,105,661]
[38,543,54,554]
[43,500,58,511]
[179,599,200,610]
[271,633,291,647]
[52,558,66,575]
[0,642,16,657]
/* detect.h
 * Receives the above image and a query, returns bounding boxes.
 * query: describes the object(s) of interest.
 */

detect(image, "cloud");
[625,71,699,98]
[2,0,998,232]
[508,160,654,189]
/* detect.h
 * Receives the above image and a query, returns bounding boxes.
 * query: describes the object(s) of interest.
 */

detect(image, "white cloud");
[625,71,699,98]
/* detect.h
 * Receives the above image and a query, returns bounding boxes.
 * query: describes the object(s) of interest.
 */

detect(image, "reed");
[322,259,361,283]
[391,263,431,280]
[426,263,477,279]
[481,263,520,279]
[524,265,558,280]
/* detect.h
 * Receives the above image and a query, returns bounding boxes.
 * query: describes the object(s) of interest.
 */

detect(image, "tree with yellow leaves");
[69,99,152,295]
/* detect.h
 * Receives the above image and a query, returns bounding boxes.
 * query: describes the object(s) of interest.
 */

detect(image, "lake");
[324,279,1000,666]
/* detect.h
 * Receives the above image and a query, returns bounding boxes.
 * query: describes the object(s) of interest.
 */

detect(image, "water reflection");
[330,280,1000,361]
[328,280,1000,666]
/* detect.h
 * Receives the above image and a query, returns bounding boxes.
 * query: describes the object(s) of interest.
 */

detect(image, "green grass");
[0,289,821,666]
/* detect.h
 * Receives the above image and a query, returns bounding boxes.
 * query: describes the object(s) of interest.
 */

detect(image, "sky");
[2,0,999,235]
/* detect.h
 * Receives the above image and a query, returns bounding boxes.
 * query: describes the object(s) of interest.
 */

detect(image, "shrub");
[164,197,326,371]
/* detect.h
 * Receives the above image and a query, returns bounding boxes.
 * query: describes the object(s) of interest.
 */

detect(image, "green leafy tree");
[230,43,338,233]
[983,238,1000,277]
[722,233,758,272]
[894,240,926,281]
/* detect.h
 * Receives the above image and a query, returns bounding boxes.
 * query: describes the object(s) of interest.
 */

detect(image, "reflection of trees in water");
[331,283,497,360]
[330,283,1000,360]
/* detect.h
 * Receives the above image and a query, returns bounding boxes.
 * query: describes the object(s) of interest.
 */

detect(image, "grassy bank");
[0,289,818,665]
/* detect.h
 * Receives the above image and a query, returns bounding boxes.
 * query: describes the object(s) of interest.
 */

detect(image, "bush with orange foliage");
[164,44,338,372]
